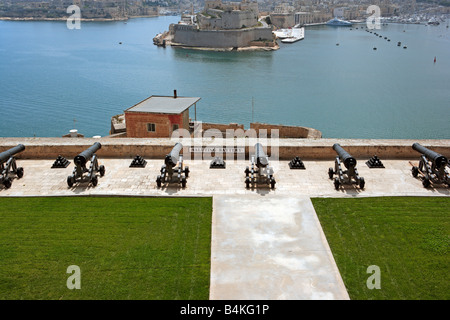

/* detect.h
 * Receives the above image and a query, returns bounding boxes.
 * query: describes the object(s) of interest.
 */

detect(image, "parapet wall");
[193,122,320,138]
[196,122,245,132]
[1,138,449,161]
[250,123,322,139]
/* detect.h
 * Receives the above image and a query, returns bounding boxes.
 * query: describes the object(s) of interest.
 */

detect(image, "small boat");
[428,17,440,26]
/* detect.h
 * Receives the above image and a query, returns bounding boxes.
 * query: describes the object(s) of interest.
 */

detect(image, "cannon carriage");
[67,142,105,187]
[411,143,449,188]
[328,143,365,190]
[0,144,25,189]
[156,143,189,188]
[244,143,276,189]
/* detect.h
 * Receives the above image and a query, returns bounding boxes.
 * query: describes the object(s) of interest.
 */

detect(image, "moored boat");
[326,17,352,27]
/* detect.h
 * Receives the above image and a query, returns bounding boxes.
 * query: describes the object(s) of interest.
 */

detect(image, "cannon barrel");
[74,142,102,167]
[165,142,183,167]
[412,143,448,169]
[255,143,268,167]
[0,144,25,164]
[333,143,357,169]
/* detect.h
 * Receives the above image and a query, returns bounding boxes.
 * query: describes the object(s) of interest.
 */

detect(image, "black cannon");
[67,142,105,187]
[156,142,189,188]
[0,144,25,189]
[411,143,449,188]
[328,143,365,190]
[244,143,276,189]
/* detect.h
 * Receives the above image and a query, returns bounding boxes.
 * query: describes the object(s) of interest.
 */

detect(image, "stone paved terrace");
[0,137,449,197]
[0,138,448,300]
[0,158,448,197]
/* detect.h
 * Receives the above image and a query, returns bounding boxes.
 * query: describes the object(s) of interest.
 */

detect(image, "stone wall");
[1,138,449,161]
[194,122,319,138]
[250,123,322,139]
[197,9,259,30]
[195,122,245,133]
[270,13,295,28]
[172,24,273,48]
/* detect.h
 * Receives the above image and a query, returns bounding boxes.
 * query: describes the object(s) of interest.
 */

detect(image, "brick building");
[124,92,200,138]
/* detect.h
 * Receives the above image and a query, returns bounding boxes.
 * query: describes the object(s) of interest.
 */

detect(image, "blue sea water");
[0,16,449,138]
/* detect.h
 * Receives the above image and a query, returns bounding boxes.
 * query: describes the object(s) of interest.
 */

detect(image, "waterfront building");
[123,92,200,138]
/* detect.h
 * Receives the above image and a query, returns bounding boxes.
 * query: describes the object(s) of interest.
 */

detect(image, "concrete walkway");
[210,195,349,300]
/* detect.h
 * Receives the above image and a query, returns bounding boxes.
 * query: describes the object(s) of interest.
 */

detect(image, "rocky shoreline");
[170,43,279,52]
[0,15,157,22]
[153,31,279,52]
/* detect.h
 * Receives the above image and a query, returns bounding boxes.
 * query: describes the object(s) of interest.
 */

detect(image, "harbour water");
[0,16,449,138]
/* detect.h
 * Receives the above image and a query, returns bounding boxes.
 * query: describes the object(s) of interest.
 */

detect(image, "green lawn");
[0,197,212,300]
[312,197,449,300]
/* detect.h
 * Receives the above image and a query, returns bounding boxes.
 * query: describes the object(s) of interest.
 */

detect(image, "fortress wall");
[250,123,322,139]
[222,10,258,29]
[197,122,245,132]
[198,10,258,30]
[270,13,295,28]
[1,138,449,161]
[173,26,273,48]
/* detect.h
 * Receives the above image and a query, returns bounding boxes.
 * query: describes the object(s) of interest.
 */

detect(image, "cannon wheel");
[245,177,250,189]
[422,178,430,188]
[359,177,365,189]
[418,159,424,171]
[411,166,419,178]
[270,177,276,189]
[334,177,340,190]
[99,165,105,177]
[156,175,162,188]
[328,167,334,179]
[3,177,12,189]
[91,175,98,187]
[245,166,250,177]
[67,175,74,188]
[181,177,187,188]
[16,167,24,179]
[184,166,189,178]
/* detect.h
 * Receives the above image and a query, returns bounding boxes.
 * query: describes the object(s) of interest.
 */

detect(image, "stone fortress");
[155,0,278,51]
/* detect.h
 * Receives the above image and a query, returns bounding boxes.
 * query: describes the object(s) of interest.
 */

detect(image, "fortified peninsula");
[154,0,278,51]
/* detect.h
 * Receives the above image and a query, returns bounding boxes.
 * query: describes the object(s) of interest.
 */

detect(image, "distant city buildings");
[0,0,160,19]
[0,0,448,21]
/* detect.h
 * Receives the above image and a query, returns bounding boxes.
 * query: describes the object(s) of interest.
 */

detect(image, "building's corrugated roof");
[125,96,201,114]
